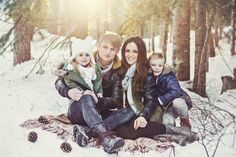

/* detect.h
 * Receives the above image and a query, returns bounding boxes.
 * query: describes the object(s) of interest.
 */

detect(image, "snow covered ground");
[0,19,236,156]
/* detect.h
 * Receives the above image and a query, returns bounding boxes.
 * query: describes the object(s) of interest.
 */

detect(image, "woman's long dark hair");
[121,36,148,93]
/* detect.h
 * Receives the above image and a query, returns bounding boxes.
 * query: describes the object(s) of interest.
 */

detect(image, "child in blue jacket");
[148,53,192,129]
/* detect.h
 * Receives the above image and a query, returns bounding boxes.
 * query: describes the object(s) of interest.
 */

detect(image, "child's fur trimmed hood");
[162,64,175,75]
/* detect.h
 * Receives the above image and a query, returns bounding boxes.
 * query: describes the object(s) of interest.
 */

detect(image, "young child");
[148,53,192,129]
[63,37,103,100]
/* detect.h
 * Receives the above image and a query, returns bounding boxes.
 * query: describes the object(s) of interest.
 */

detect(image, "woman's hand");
[68,88,83,101]
[134,116,147,130]
[83,90,98,104]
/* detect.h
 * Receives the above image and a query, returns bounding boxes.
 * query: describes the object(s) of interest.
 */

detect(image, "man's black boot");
[73,125,93,147]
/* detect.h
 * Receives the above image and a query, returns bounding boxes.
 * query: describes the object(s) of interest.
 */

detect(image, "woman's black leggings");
[115,119,166,140]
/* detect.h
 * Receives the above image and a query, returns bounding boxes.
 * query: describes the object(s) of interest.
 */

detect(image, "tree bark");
[214,21,220,47]
[221,76,234,93]
[196,11,214,97]
[208,33,215,57]
[205,33,215,73]
[48,0,59,34]
[172,0,190,81]
[221,69,236,93]
[159,20,168,58]
[151,32,155,52]
[231,0,236,55]
[169,20,173,43]
[140,23,144,38]
[193,0,206,91]
[13,18,34,66]
[159,22,164,48]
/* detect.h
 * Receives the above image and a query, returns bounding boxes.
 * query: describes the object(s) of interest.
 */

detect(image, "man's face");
[97,42,119,63]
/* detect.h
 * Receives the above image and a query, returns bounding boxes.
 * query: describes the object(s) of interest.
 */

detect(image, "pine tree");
[2,0,48,66]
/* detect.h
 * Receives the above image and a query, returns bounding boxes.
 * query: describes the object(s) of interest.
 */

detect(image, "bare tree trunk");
[193,0,206,92]
[196,11,214,97]
[13,18,34,66]
[196,27,210,97]
[221,76,234,93]
[208,33,215,58]
[205,33,215,73]
[159,22,164,48]
[151,32,155,52]
[159,20,168,58]
[48,0,88,38]
[172,0,190,81]
[163,20,168,59]
[109,0,124,33]
[104,21,109,32]
[169,21,173,43]
[65,0,88,38]
[221,69,236,93]
[214,21,220,47]
[96,18,101,40]
[231,0,236,55]
[219,24,223,39]
[140,23,144,38]
[148,38,151,53]
[48,0,59,34]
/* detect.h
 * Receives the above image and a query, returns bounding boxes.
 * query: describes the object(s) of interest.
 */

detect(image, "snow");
[0,20,236,156]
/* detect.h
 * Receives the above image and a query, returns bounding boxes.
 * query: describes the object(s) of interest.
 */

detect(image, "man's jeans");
[162,98,189,126]
[68,95,136,131]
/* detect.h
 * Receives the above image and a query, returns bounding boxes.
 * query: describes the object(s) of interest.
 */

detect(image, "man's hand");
[68,88,83,101]
[83,90,98,104]
[134,116,147,130]
[53,69,67,77]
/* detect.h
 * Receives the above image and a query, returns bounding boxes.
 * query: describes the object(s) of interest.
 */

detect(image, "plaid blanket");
[20,114,174,153]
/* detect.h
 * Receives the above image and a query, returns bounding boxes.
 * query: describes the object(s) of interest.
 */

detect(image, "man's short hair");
[98,32,122,49]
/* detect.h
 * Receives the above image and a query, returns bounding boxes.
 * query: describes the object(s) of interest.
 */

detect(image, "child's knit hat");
[69,36,96,62]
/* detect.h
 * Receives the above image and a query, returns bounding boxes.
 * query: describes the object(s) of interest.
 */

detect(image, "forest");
[0,0,236,157]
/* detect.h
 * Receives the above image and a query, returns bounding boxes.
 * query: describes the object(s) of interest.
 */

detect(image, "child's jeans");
[162,98,189,126]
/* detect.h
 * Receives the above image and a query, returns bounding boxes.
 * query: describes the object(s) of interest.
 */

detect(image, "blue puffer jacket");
[153,67,192,109]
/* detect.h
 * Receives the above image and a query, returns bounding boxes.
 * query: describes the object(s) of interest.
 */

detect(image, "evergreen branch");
[0,39,14,55]
[24,27,76,78]
[0,15,22,55]
[24,34,62,78]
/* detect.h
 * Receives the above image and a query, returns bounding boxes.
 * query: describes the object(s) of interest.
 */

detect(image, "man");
[55,33,135,154]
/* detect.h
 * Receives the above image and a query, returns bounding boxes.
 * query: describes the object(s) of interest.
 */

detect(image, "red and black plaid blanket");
[20,114,174,153]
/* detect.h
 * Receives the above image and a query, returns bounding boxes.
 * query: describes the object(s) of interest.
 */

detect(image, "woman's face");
[125,42,138,65]
[75,52,91,67]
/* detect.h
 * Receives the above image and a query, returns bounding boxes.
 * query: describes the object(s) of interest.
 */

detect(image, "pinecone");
[38,116,49,124]
[28,131,38,143]
[60,142,72,153]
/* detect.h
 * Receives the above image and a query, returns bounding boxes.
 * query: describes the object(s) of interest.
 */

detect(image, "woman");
[115,37,198,146]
